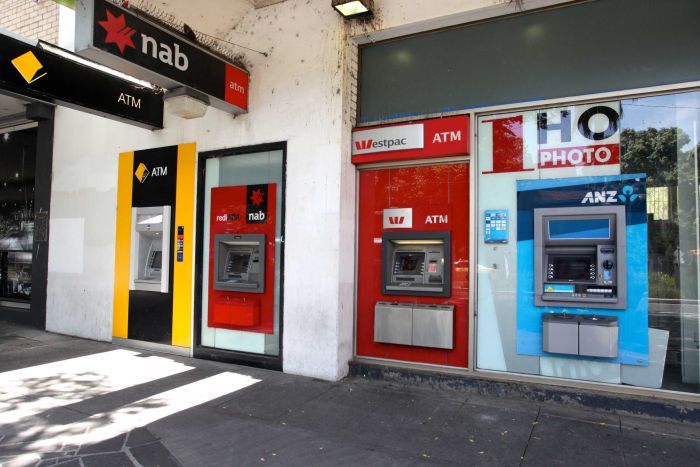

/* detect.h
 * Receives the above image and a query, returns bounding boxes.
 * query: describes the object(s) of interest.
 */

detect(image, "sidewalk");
[1,320,699,467]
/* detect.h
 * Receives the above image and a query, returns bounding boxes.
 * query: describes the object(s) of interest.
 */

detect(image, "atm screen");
[226,252,251,274]
[395,252,425,274]
[549,219,610,240]
[551,256,592,281]
[149,251,162,269]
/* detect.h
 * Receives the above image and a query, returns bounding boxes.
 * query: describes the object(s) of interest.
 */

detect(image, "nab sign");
[75,0,249,114]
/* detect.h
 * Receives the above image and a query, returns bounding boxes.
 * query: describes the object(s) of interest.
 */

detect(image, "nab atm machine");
[207,185,276,333]
[534,205,626,358]
[129,206,171,293]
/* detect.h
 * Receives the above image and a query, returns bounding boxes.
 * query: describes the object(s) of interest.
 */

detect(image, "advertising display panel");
[516,174,648,366]
[477,92,700,392]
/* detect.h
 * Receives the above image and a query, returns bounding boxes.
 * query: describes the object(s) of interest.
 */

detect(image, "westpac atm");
[534,205,626,359]
[382,232,451,297]
[129,206,171,293]
[375,231,454,350]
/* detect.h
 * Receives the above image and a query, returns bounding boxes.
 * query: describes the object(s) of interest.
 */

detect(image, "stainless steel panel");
[542,314,579,355]
[579,316,618,358]
[374,302,413,345]
[412,304,454,349]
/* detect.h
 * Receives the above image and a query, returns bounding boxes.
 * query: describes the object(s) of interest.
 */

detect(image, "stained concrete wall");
[45,0,567,380]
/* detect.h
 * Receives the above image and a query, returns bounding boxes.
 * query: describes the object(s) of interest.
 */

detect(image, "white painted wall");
[46,0,571,380]
[47,0,356,380]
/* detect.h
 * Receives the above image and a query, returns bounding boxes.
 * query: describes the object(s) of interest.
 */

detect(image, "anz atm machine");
[129,206,171,293]
[374,231,454,349]
[534,206,626,358]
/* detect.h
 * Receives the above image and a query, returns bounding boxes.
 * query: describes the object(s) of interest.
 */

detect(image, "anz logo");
[581,185,639,204]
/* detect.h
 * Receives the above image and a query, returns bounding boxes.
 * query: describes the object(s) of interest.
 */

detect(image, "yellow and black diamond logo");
[134,163,149,183]
[11,51,47,84]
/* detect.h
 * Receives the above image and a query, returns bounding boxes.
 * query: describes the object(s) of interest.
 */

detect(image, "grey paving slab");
[522,414,624,467]
[213,373,336,419]
[152,406,430,467]
[125,427,159,448]
[78,433,126,455]
[277,381,480,461]
[620,414,700,440]
[61,368,217,416]
[81,451,134,467]
[129,441,182,467]
[621,426,700,467]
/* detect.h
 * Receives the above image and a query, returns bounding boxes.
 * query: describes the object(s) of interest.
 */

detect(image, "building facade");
[0,0,699,399]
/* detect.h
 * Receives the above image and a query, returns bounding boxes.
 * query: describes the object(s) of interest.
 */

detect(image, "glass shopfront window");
[0,127,36,306]
[476,91,700,393]
[198,150,284,358]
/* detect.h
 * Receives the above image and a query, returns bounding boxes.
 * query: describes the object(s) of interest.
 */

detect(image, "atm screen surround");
[382,231,451,297]
[129,205,171,293]
[534,206,626,309]
[213,233,265,293]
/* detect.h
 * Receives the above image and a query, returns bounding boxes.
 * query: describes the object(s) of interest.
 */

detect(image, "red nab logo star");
[98,9,136,54]
[250,189,265,206]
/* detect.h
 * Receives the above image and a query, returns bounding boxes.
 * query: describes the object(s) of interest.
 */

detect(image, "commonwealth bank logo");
[11,51,47,84]
[134,163,149,183]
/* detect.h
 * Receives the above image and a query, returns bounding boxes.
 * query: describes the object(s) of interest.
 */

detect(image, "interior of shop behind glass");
[0,127,35,307]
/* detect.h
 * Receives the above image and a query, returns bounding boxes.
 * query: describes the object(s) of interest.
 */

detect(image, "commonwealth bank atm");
[129,206,171,293]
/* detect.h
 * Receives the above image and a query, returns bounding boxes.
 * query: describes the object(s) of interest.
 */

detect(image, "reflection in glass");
[0,128,35,304]
[621,92,700,393]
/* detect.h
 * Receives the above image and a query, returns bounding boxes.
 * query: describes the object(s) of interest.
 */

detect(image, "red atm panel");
[208,184,276,334]
[356,164,470,367]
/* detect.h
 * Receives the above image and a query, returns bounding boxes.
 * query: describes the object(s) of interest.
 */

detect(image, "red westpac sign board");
[351,115,470,164]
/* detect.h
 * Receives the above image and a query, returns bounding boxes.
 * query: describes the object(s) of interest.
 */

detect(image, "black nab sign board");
[0,32,163,129]
[75,0,249,114]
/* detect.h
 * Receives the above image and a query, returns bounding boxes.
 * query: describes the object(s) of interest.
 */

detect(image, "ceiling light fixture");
[332,0,374,19]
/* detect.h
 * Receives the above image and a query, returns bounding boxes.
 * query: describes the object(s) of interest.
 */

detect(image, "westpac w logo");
[383,208,412,229]
[355,139,373,150]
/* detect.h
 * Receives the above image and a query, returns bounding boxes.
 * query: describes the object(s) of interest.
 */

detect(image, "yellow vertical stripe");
[171,143,197,348]
[113,151,134,339]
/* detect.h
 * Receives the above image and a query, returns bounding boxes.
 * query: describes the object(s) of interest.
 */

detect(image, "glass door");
[196,148,284,365]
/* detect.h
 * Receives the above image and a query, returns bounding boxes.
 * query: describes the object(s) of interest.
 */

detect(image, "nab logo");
[98,8,189,71]
[355,139,373,151]
[98,10,136,53]
[11,51,47,84]
[581,190,618,204]
[388,216,404,225]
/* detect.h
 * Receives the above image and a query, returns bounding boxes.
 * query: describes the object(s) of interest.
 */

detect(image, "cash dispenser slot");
[130,206,171,293]
[542,313,618,358]
[534,206,626,309]
[374,301,454,349]
[382,231,451,297]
